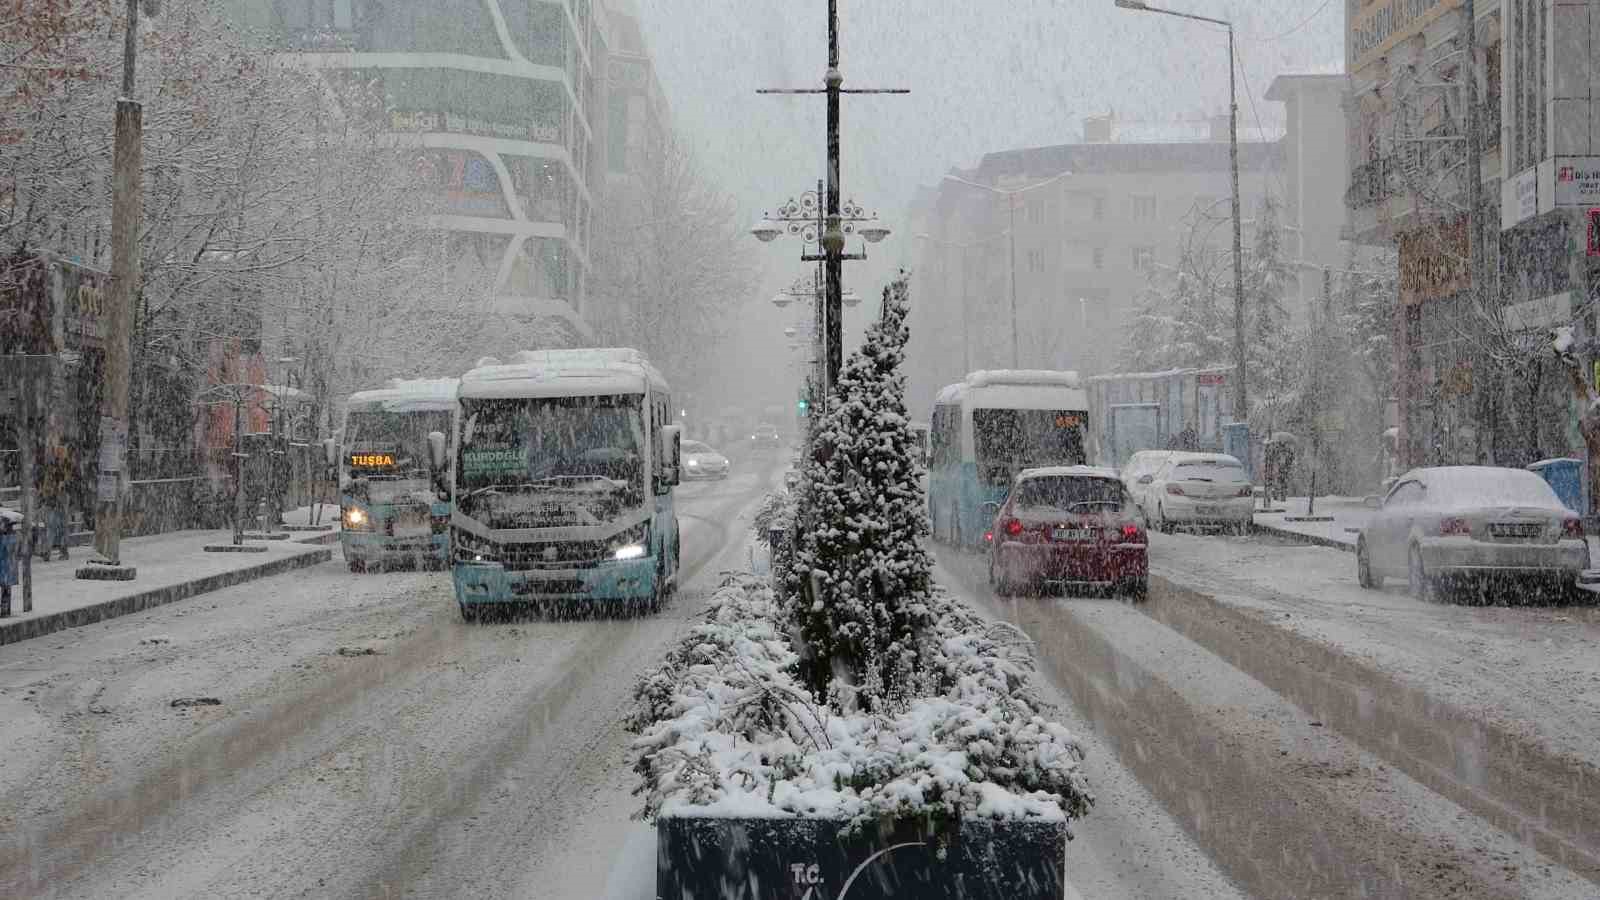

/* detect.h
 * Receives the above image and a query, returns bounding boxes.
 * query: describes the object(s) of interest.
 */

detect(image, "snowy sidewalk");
[1251,496,1369,551]
[0,517,337,648]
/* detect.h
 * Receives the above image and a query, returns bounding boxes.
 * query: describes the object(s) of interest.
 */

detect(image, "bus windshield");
[344,408,452,476]
[456,394,646,521]
[973,408,1087,486]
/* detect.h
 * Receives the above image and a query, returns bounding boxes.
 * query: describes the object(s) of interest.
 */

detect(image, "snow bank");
[627,575,1094,834]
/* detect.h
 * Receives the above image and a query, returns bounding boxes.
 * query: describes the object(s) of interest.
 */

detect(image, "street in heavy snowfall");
[6,0,1600,898]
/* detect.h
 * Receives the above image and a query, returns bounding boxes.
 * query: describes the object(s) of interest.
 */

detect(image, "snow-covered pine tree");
[1245,196,1297,424]
[784,274,935,708]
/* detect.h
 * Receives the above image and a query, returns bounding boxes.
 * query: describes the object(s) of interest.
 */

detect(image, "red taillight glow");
[1564,517,1585,539]
[1121,524,1144,542]
[1165,484,1185,496]
[1440,517,1470,536]
[1004,518,1024,537]
[984,530,994,543]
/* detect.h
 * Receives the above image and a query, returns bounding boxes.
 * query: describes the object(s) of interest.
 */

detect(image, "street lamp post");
[1115,0,1246,422]
[757,0,906,395]
[939,171,1072,368]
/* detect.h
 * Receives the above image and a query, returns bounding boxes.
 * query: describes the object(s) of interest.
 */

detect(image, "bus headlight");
[343,506,371,530]
[455,531,498,565]
[608,522,650,561]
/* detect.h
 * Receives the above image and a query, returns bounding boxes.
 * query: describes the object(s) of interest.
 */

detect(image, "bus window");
[972,408,1086,486]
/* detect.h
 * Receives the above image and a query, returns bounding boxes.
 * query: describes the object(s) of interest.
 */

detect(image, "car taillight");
[984,530,994,543]
[1121,523,1144,543]
[1563,517,1585,539]
[1440,517,1470,536]
[1236,485,1252,498]
[1165,484,1185,496]
[1004,518,1023,537]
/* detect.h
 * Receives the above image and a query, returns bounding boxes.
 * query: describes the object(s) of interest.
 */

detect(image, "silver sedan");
[1356,466,1590,603]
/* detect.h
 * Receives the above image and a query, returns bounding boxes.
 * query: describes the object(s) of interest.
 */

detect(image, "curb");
[1144,571,1600,882]
[1253,520,1356,553]
[0,542,333,648]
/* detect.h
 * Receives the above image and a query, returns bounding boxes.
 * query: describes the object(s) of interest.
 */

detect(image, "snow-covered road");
[934,540,1600,899]
[0,464,778,899]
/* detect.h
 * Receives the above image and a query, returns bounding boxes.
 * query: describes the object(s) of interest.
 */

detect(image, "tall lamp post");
[938,171,1072,368]
[757,0,906,395]
[753,183,889,413]
[1115,0,1245,422]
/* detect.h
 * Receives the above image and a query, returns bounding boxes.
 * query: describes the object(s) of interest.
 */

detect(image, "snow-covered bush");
[627,575,1094,833]
[751,489,794,538]
[783,275,936,706]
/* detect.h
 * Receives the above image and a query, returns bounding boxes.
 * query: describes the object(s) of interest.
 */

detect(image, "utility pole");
[1007,194,1020,367]
[1461,0,1489,467]
[81,0,144,581]
[758,0,907,391]
[1227,23,1246,425]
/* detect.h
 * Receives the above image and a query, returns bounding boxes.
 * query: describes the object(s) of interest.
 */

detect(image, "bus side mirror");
[659,425,682,488]
[322,437,338,468]
[427,431,449,499]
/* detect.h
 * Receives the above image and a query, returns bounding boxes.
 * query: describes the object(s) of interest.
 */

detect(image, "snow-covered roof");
[1403,466,1564,509]
[1168,452,1243,466]
[965,369,1081,389]
[459,347,666,400]
[1086,365,1231,384]
[1018,465,1120,481]
[935,369,1089,411]
[347,377,459,412]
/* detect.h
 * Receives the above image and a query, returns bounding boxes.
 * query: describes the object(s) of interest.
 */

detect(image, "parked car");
[1119,449,1172,515]
[751,423,783,449]
[984,466,1147,599]
[1139,452,1253,534]
[1356,466,1590,602]
[681,440,730,480]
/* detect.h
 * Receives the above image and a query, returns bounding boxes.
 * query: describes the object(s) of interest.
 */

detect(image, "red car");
[985,466,1148,599]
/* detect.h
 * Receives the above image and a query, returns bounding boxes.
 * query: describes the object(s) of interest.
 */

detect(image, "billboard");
[1349,0,1464,73]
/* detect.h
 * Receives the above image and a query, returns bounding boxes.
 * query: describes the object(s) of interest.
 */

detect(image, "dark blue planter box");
[657,813,1067,900]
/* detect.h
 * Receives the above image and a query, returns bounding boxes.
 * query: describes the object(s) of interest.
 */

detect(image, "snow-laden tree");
[1244,196,1297,428]
[783,275,936,710]
[588,132,757,393]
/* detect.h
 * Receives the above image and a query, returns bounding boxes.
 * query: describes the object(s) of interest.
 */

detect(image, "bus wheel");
[458,602,479,623]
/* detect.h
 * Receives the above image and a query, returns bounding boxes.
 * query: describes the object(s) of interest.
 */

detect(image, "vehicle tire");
[1157,505,1174,534]
[1357,538,1383,589]
[348,558,366,574]
[1122,576,1149,602]
[989,555,1014,597]
[1408,546,1436,602]
[458,602,479,623]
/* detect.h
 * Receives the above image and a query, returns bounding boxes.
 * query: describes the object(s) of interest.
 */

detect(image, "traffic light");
[797,398,809,416]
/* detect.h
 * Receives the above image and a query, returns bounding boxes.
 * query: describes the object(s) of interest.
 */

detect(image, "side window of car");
[1387,481,1421,507]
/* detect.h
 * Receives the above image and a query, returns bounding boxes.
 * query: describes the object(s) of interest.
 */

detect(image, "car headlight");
[607,521,650,561]
[343,506,371,530]
[687,459,699,467]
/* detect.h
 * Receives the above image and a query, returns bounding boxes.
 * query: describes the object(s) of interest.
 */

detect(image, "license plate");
[1489,523,1541,538]
[1052,528,1094,541]
[1195,505,1221,515]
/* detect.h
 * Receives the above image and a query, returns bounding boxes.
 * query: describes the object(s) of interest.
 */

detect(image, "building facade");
[907,114,1284,417]
[240,0,626,338]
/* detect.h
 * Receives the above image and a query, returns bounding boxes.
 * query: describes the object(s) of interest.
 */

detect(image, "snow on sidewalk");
[1252,495,1369,550]
[1149,529,1600,772]
[1,527,333,646]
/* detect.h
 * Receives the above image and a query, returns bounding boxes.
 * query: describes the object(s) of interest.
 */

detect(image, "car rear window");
[1014,476,1126,512]
[1174,461,1246,483]
[683,441,711,453]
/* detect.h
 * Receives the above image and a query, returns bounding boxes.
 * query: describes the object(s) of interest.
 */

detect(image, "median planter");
[657,813,1065,900]
[629,576,1088,900]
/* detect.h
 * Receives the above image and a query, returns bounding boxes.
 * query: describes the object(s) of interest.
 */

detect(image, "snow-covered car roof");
[1401,466,1564,509]
[0,505,21,524]
[1166,452,1243,466]
[1016,465,1121,481]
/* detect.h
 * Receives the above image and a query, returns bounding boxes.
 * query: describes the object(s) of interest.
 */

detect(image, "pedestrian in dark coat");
[0,517,18,617]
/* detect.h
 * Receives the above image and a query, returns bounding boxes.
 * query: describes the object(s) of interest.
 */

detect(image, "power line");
[1245,0,1335,43]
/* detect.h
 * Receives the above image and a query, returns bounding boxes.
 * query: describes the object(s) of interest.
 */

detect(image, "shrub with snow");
[627,575,1094,833]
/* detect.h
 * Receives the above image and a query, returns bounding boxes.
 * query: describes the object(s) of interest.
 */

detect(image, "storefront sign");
[1554,157,1600,206]
[1349,0,1463,73]
[1501,216,1572,300]
[1503,166,1539,230]
[1197,372,1226,386]
[389,110,560,145]
[1502,291,1572,332]
[1398,217,1469,306]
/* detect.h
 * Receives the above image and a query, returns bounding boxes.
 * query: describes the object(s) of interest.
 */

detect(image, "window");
[1131,195,1157,220]
[1132,246,1155,270]
[1092,196,1106,221]
[1092,248,1105,270]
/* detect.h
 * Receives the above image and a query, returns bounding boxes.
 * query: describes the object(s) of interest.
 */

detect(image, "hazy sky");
[631,0,1344,418]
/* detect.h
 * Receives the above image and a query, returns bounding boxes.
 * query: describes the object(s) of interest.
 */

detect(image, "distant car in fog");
[681,440,730,480]
[1139,452,1253,534]
[1357,466,1590,603]
[751,423,783,449]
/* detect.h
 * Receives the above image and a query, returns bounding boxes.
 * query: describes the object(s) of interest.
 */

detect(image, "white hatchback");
[1140,452,1254,534]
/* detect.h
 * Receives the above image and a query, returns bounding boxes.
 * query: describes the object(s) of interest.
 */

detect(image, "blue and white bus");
[334,378,458,572]
[444,349,683,619]
[928,370,1091,549]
